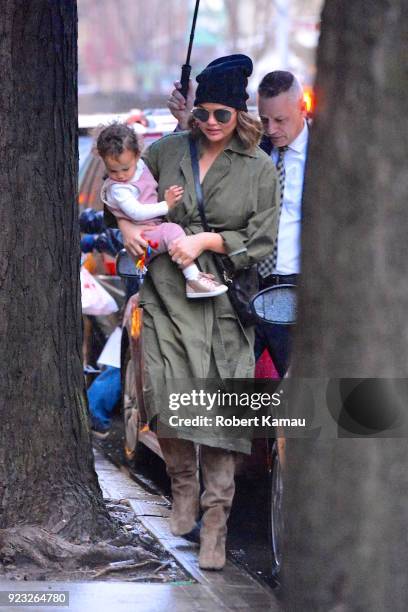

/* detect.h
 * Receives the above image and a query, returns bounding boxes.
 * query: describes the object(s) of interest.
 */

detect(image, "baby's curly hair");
[96,123,141,160]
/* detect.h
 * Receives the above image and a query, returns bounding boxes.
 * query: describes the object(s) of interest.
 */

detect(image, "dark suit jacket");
[259,134,272,156]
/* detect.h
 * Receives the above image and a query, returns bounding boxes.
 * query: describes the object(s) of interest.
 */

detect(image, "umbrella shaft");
[185,0,200,65]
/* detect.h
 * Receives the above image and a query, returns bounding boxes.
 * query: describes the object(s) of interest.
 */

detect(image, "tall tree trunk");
[284,1,408,610]
[0,0,112,541]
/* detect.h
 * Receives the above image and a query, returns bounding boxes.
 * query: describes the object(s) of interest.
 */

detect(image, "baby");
[97,123,227,298]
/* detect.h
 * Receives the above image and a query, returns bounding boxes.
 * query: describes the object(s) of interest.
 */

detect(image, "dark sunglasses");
[191,108,234,124]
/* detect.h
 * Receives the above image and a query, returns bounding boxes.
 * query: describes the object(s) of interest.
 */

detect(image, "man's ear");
[300,98,307,116]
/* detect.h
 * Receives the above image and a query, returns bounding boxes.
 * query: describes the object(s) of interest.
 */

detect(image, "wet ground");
[94,415,280,592]
[0,449,280,612]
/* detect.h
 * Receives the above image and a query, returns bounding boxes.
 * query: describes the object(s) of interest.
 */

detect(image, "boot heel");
[199,524,227,570]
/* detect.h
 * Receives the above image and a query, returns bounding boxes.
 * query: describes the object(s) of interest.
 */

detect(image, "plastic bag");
[97,327,122,368]
[80,267,118,316]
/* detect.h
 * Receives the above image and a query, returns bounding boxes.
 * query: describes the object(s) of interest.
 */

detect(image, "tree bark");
[0,0,112,540]
[284,1,408,610]
[294,0,408,379]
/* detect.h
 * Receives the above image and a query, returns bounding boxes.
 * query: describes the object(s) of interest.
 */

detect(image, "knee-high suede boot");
[159,437,199,536]
[199,445,236,570]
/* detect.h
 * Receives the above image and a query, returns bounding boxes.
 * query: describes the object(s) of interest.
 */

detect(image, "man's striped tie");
[258,146,288,278]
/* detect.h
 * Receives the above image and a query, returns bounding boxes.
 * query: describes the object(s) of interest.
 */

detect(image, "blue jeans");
[87,366,121,431]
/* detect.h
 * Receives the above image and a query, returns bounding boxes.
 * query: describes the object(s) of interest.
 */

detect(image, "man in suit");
[167,70,308,377]
[255,71,308,377]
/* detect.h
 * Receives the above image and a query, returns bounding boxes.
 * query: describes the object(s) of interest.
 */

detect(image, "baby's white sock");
[182,264,200,281]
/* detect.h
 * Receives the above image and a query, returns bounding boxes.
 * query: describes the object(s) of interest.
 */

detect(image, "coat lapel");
[203,135,254,204]
[202,150,232,205]
[179,135,256,223]
[179,147,199,219]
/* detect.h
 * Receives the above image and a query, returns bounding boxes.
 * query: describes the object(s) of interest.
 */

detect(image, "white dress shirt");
[271,121,308,275]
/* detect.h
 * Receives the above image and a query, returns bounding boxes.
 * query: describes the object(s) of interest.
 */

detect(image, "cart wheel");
[121,347,145,465]
[269,440,284,575]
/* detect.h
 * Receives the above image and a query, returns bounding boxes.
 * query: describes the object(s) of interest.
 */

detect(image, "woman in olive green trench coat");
[139,130,278,448]
[118,55,279,570]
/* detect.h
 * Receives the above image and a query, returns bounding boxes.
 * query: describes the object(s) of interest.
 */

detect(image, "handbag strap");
[188,136,232,285]
[189,136,211,233]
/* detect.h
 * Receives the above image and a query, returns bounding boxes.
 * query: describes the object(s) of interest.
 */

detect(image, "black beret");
[194,54,253,111]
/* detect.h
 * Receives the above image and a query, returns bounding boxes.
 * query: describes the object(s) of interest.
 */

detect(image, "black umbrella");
[180,0,201,100]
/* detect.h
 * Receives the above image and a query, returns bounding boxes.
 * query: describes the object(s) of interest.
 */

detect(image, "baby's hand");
[165,185,184,209]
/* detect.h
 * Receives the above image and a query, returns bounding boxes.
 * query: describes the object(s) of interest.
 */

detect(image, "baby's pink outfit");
[101,159,184,253]
[102,158,229,300]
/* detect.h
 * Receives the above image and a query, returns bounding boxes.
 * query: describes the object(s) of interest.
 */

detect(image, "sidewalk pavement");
[0,449,281,612]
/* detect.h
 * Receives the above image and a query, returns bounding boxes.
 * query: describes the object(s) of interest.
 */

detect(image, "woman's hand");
[168,234,207,268]
[168,232,226,267]
[117,219,150,257]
